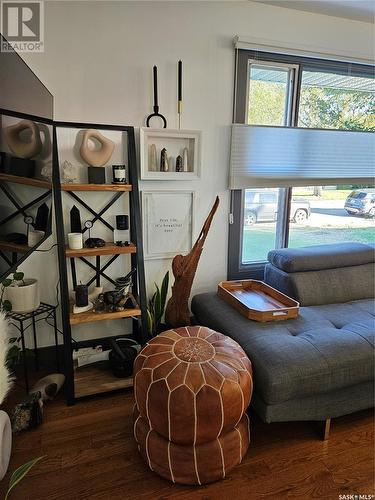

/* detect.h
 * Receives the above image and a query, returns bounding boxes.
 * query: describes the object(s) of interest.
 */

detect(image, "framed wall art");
[142,190,195,259]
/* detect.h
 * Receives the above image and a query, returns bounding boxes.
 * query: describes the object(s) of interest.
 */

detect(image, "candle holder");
[112,165,127,184]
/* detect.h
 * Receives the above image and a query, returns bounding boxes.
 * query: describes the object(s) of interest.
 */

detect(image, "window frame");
[228,49,374,280]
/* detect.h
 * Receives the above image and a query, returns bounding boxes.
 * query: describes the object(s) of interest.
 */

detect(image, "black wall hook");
[146,65,167,128]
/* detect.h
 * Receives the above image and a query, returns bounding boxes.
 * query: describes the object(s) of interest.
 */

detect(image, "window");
[229,50,374,279]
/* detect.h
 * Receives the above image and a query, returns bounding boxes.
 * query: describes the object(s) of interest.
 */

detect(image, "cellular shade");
[230,124,375,189]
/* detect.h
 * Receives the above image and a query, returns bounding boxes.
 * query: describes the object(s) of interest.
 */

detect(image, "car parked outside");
[344,189,375,217]
[244,190,311,226]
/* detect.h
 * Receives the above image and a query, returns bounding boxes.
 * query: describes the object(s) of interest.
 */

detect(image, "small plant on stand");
[147,271,169,337]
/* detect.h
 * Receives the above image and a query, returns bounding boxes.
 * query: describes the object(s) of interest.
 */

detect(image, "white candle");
[68,232,83,250]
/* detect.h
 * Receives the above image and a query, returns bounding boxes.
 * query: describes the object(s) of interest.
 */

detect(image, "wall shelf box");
[140,128,201,180]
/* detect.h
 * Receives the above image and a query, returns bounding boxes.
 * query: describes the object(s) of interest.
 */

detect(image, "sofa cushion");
[264,262,375,306]
[268,242,374,273]
[191,293,375,406]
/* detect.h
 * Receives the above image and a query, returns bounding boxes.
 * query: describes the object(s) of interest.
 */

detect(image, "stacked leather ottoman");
[133,326,253,485]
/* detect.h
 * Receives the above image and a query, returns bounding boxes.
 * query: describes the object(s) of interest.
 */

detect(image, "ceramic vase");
[5,279,40,313]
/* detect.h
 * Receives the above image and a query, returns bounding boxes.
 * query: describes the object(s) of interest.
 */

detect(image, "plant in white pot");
[0,311,14,481]
[1,272,40,314]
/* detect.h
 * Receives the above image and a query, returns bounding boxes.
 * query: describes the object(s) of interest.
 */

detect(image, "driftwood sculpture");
[165,196,220,327]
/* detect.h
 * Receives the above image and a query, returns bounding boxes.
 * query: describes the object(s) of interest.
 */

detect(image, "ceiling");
[254,0,375,23]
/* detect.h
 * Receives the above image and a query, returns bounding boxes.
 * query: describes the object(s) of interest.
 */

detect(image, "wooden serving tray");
[217,280,299,322]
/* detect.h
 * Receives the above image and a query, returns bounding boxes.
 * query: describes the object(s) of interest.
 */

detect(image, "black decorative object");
[0,152,36,178]
[70,206,82,233]
[178,60,183,130]
[4,233,27,244]
[84,237,105,249]
[88,166,106,184]
[116,215,129,230]
[112,165,127,184]
[34,203,49,231]
[75,284,88,307]
[109,338,139,378]
[160,148,168,172]
[146,65,167,128]
[176,155,183,172]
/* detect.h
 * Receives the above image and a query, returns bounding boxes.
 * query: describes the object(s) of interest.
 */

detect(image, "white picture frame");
[142,190,195,260]
[140,128,201,180]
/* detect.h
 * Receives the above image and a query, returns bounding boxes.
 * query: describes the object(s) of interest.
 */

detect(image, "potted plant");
[1,272,40,314]
[147,271,169,337]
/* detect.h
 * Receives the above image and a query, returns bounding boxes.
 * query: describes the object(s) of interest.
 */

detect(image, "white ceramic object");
[30,374,65,401]
[28,230,44,247]
[5,279,40,314]
[67,233,83,250]
[73,302,93,314]
[0,410,11,481]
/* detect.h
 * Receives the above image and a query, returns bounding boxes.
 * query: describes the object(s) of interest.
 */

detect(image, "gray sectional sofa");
[191,243,375,425]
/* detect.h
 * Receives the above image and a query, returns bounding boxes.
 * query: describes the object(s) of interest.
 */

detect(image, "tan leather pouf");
[133,406,250,485]
[133,326,253,485]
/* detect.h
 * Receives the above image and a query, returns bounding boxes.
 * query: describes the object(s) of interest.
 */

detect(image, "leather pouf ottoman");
[133,326,253,485]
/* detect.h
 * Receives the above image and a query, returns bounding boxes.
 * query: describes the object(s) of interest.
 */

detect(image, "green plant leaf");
[2,300,12,312]
[160,271,169,317]
[154,285,162,325]
[13,272,24,281]
[8,338,18,344]
[5,456,44,500]
[2,279,12,287]
[147,308,154,336]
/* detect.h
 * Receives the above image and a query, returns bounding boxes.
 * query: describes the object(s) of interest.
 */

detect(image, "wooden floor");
[0,388,373,500]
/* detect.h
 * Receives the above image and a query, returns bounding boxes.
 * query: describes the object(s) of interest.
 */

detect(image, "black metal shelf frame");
[52,121,148,405]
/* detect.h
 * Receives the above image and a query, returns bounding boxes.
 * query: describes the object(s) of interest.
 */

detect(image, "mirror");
[0,35,53,281]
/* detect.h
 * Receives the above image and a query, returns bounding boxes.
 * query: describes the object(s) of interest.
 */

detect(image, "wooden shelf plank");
[74,364,133,398]
[0,173,52,189]
[65,242,136,258]
[0,240,30,253]
[70,308,141,325]
[61,183,132,192]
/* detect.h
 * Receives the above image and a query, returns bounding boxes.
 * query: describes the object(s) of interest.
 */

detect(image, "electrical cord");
[35,243,59,253]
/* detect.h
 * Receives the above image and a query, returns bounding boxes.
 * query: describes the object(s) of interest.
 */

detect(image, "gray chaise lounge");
[191,243,374,432]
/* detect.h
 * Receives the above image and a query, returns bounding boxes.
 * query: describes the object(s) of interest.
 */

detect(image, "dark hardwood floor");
[0,386,373,500]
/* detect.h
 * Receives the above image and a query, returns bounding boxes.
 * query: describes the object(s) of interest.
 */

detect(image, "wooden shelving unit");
[74,364,133,398]
[61,183,132,192]
[53,121,148,405]
[65,242,136,258]
[70,307,141,325]
[0,172,52,189]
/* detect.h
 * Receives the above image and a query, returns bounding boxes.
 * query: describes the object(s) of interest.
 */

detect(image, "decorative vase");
[0,410,11,481]
[5,279,40,314]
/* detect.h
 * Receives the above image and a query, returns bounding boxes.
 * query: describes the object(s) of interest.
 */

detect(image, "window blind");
[230,124,375,189]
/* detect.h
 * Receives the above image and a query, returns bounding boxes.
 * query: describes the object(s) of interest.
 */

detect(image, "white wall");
[19,0,374,346]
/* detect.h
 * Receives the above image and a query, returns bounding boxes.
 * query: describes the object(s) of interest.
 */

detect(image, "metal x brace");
[66,191,124,233]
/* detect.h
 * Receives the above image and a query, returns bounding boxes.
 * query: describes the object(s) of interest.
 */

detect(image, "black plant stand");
[8,302,60,392]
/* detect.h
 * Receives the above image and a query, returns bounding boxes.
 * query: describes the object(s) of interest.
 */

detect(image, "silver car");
[344,189,375,217]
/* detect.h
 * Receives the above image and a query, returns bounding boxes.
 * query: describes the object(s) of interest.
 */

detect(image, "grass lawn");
[242,225,375,263]
[292,189,352,200]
